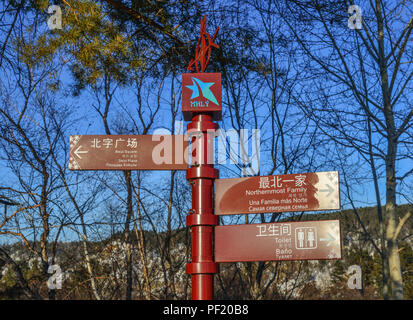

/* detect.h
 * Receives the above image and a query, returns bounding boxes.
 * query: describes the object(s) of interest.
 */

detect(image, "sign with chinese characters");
[182,72,222,121]
[214,220,341,262]
[69,135,189,171]
[215,171,340,215]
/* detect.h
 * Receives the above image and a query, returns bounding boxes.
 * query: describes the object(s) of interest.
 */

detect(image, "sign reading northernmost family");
[215,171,340,215]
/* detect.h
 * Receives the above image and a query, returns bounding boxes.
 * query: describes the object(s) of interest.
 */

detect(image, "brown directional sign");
[214,220,341,262]
[69,135,189,170]
[215,171,340,215]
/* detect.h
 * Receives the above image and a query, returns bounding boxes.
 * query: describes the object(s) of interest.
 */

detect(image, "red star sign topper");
[187,15,219,73]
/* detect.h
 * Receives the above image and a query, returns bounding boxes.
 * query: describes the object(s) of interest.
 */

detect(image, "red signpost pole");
[183,15,221,300]
[186,114,218,300]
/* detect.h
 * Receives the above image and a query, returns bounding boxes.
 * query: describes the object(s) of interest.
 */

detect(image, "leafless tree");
[273,0,413,299]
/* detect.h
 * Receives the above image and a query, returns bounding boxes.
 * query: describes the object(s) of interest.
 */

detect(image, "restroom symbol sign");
[295,227,317,249]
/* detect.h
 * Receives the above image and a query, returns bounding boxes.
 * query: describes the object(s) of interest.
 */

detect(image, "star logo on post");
[182,72,222,121]
[186,77,219,106]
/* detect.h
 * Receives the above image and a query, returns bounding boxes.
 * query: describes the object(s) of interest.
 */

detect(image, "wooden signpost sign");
[69,134,189,171]
[69,15,342,301]
[215,220,341,263]
[215,171,340,215]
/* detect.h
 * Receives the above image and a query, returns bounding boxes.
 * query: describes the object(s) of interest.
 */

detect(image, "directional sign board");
[214,220,341,262]
[69,135,189,171]
[215,171,340,215]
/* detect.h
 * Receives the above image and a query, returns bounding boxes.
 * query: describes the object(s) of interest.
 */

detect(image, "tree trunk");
[124,170,133,300]
[367,119,389,299]
[384,140,404,299]
[375,0,404,300]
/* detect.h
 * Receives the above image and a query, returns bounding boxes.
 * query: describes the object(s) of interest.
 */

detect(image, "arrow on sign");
[74,145,88,159]
[320,232,335,247]
[319,184,334,197]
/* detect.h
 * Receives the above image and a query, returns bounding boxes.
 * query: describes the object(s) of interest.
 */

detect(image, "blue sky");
[0,1,412,245]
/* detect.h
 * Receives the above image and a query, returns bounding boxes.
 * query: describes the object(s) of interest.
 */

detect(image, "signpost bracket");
[186,262,218,274]
[186,213,218,226]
